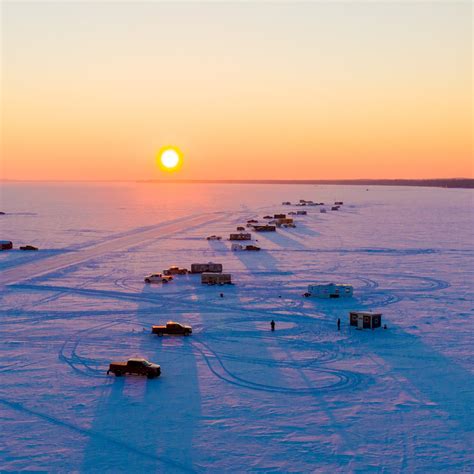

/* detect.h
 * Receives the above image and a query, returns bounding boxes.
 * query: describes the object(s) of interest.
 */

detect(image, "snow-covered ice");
[1,183,473,472]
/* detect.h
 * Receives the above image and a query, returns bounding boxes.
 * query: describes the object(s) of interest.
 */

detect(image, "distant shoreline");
[2,178,473,189]
[137,179,474,189]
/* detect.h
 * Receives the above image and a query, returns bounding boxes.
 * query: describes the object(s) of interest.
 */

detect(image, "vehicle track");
[191,339,362,395]
[0,398,194,472]
[0,212,223,286]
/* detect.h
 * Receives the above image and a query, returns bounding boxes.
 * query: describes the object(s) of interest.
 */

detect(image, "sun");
[157,146,183,172]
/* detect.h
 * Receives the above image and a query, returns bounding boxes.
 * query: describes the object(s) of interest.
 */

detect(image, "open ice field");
[1,183,473,472]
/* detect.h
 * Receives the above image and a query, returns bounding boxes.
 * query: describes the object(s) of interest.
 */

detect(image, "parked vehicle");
[331,206,340,211]
[282,201,291,205]
[144,273,173,284]
[252,225,276,232]
[191,262,223,273]
[263,215,273,219]
[107,358,161,378]
[20,245,38,251]
[206,235,222,240]
[236,226,245,231]
[245,245,261,251]
[201,272,232,285]
[247,219,258,224]
[163,266,188,275]
[152,321,192,336]
[335,201,344,205]
[274,214,286,219]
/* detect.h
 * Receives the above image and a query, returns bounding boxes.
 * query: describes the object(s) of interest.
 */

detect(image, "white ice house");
[307,282,353,299]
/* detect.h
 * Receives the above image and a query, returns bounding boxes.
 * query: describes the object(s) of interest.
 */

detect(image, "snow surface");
[1,183,473,472]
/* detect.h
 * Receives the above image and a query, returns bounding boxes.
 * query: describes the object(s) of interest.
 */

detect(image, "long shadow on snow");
[290,220,320,237]
[366,328,474,434]
[81,283,200,472]
[190,251,326,469]
[230,241,368,467]
[254,229,309,251]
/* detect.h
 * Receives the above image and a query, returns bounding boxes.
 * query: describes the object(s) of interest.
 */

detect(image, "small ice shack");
[349,311,382,330]
[230,233,251,241]
[201,273,232,285]
[307,283,353,299]
[0,240,13,250]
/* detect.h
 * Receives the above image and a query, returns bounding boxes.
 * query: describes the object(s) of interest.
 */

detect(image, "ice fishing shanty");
[252,225,276,232]
[191,262,223,273]
[0,240,13,250]
[201,273,232,285]
[230,233,251,241]
[349,311,382,330]
[306,283,353,299]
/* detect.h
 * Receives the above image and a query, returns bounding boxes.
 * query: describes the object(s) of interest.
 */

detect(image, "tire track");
[0,212,223,286]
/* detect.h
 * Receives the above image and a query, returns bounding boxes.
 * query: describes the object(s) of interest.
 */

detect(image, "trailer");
[306,283,353,299]
[349,311,382,330]
[201,272,232,285]
[252,225,276,232]
[230,233,252,241]
[296,210,307,215]
[0,240,13,250]
[276,217,294,225]
[190,262,223,273]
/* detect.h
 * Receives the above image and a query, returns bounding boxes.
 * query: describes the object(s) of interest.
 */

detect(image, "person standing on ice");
[337,318,341,331]
[271,320,275,331]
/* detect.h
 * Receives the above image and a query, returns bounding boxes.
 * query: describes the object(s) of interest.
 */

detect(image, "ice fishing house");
[230,233,252,241]
[307,283,353,299]
[349,311,382,330]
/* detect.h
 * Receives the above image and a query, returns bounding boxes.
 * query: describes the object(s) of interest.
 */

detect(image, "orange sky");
[1,2,472,180]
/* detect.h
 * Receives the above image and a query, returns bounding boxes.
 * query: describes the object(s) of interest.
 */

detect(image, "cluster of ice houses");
[200,200,383,330]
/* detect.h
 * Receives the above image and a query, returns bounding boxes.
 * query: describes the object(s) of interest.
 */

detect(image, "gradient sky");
[1,1,472,180]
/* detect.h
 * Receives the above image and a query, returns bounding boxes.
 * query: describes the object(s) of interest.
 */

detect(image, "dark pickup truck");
[20,245,38,251]
[152,321,192,336]
[107,358,161,378]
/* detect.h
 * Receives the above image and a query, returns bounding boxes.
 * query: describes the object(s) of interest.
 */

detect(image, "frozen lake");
[1,183,473,472]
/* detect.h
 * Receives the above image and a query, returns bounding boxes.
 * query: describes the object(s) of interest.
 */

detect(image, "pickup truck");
[163,266,188,276]
[144,273,173,284]
[107,358,161,378]
[152,321,192,336]
[245,245,261,251]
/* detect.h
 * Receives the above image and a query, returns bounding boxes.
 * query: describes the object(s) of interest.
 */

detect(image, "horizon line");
[1,177,473,188]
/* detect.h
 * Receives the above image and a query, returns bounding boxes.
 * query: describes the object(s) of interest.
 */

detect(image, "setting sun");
[158,147,182,172]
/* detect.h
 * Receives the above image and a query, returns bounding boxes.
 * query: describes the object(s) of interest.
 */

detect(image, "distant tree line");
[140,178,474,189]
